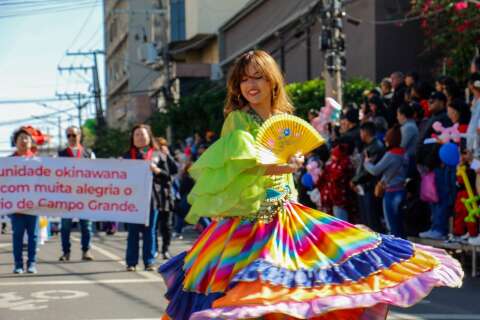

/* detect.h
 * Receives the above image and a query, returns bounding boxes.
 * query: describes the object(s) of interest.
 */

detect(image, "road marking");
[0,243,10,248]
[71,236,165,281]
[389,313,480,319]
[0,290,88,311]
[31,290,88,300]
[0,278,162,286]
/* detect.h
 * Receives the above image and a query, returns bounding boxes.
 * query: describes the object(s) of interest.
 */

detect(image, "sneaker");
[145,264,155,271]
[13,267,23,274]
[460,233,470,241]
[468,235,480,246]
[59,253,70,262]
[446,234,459,243]
[177,235,184,240]
[82,250,94,261]
[126,266,136,272]
[419,229,447,240]
[27,264,37,274]
[162,251,171,260]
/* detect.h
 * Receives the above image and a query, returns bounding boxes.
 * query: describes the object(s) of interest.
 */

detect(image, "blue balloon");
[439,142,460,166]
[301,173,314,190]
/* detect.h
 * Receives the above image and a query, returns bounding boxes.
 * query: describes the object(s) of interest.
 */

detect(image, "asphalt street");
[0,228,479,320]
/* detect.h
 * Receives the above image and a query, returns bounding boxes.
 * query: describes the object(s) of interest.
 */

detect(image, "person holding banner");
[58,126,95,262]
[154,137,178,260]
[9,127,40,274]
[124,124,161,272]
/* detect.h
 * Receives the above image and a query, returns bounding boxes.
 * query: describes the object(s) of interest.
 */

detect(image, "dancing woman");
[160,50,463,320]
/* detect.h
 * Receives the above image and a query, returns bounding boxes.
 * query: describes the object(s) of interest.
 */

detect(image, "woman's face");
[133,128,150,149]
[405,76,415,87]
[16,132,32,152]
[435,81,443,92]
[239,64,271,108]
[369,103,377,113]
[447,106,460,123]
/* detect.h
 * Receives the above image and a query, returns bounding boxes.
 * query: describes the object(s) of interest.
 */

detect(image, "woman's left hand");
[150,163,161,174]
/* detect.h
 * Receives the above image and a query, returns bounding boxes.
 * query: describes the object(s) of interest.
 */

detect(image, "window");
[170,0,185,42]
[109,19,118,43]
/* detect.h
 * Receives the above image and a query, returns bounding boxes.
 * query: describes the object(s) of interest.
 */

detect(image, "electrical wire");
[65,3,98,52]
[345,5,447,26]
[0,106,78,126]
[0,0,100,19]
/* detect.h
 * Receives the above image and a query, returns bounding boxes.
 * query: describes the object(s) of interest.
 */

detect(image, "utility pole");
[320,0,346,107]
[58,50,106,127]
[55,92,89,128]
[58,116,62,149]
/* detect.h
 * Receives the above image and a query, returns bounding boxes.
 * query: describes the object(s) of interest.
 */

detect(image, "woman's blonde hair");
[224,50,294,116]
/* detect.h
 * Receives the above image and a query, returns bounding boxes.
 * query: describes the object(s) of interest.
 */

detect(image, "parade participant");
[58,126,95,262]
[159,50,463,320]
[10,127,40,274]
[154,137,178,260]
[124,124,160,271]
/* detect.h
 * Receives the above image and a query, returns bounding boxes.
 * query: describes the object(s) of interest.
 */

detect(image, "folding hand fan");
[256,114,325,164]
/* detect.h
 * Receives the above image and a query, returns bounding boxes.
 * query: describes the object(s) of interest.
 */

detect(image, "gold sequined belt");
[252,185,291,223]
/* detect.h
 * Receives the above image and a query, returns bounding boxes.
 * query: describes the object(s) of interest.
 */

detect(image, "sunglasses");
[67,134,77,138]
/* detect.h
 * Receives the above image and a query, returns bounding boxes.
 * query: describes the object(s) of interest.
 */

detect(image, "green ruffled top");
[185,109,297,224]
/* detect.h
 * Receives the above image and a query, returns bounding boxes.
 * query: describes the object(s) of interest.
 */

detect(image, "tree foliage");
[411,0,480,79]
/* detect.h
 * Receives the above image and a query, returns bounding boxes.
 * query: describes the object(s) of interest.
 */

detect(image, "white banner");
[0,157,153,225]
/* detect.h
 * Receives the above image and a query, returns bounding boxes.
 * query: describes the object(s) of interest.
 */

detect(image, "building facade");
[104,0,163,128]
[148,0,249,105]
[219,0,426,83]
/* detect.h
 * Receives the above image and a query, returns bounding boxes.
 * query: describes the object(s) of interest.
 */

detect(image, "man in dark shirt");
[58,126,95,262]
[417,92,456,240]
[416,92,453,168]
[387,71,407,126]
[337,108,362,153]
[351,122,386,232]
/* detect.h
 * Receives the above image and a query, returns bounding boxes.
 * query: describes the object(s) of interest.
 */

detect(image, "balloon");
[457,165,480,223]
[39,217,48,229]
[306,162,318,172]
[306,160,321,184]
[438,142,460,166]
[301,173,314,190]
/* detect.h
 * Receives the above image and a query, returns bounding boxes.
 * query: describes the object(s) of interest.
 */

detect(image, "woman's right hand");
[287,153,305,172]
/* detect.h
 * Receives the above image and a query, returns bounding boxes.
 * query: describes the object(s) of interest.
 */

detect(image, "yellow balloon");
[39,217,48,229]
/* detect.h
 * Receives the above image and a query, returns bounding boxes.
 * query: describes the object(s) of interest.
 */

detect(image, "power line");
[0,87,177,105]
[79,22,102,51]
[345,5,447,26]
[0,0,100,19]
[65,3,98,52]
[0,106,78,126]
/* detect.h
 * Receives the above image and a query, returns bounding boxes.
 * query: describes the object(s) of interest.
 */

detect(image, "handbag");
[420,171,439,203]
[374,162,403,198]
[374,180,386,198]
